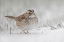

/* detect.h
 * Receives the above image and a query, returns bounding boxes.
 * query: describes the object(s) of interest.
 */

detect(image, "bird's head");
[26,10,34,15]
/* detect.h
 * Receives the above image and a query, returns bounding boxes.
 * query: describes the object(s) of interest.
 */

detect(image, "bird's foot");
[24,31,29,34]
[20,31,29,34]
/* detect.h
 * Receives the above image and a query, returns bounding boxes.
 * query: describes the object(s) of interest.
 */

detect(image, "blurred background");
[0,0,64,33]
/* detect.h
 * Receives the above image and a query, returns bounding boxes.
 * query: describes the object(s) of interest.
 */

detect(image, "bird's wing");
[18,13,29,21]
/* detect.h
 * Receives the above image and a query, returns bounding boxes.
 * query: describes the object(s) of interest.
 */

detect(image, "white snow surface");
[0,28,64,42]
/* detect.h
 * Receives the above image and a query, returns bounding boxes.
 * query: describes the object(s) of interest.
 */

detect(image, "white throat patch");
[29,14,36,18]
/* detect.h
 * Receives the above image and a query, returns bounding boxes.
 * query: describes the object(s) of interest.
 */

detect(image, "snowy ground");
[0,28,64,42]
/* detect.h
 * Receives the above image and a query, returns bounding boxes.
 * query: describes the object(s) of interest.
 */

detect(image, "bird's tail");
[5,16,16,19]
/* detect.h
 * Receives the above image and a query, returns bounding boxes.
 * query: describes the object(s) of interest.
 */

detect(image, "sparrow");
[5,10,38,34]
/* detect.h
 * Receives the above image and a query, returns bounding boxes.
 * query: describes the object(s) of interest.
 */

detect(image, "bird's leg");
[20,28,26,34]
[20,28,29,34]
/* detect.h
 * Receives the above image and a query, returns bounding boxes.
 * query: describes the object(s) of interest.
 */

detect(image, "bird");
[5,10,38,34]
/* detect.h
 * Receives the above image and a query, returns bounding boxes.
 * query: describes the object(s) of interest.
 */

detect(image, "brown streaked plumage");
[5,10,38,34]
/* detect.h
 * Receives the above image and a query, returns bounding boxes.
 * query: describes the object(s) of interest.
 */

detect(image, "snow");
[0,28,64,42]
